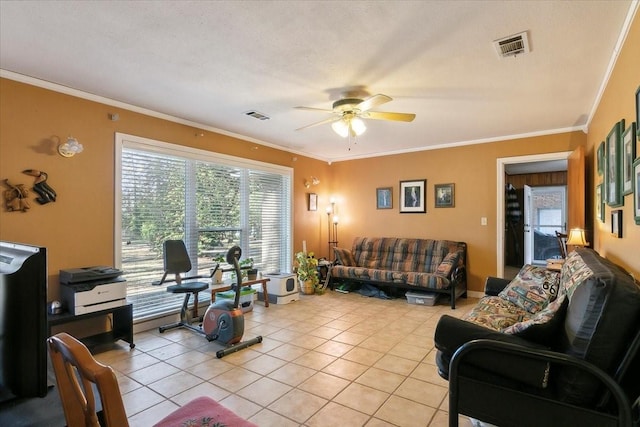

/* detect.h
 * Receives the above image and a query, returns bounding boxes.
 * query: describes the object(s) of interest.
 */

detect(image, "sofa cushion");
[555,248,640,406]
[435,251,461,277]
[503,293,568,346]
[560,249,595,300]
[462,296,530,330]
[333,247,355,266]
[499,265,560,314]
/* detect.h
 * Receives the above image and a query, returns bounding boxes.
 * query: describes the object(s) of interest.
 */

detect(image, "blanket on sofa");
[332,237,465,289]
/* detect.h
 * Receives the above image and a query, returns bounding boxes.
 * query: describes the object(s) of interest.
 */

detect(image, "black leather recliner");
[435,248,640,427]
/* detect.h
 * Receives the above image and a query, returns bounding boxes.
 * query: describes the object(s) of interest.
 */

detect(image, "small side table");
[211,278,270,307]
[546,258,565,271]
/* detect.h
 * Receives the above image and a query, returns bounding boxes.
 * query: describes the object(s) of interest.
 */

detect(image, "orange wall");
[586,11,640,277]
[329,132,584,292]
[0,78,330,299]
[1,11,637,301]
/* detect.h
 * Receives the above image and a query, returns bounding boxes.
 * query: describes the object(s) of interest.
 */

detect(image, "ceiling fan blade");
[356,94,392,112]
[296,116,340,131]
[364,111,416,122]
[295,106,334,113]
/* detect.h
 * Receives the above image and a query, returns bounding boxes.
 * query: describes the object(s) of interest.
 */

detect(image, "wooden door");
[567,146,585,230]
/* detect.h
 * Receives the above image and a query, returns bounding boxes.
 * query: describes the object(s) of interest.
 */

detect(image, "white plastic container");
[256,273,299,304]
[405,290,438,306]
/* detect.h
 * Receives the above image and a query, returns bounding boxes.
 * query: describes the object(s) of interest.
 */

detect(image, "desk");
[48,304,134,350]
[211,278,270,307]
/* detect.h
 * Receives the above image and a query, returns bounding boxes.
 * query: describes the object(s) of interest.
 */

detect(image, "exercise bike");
[202,246,262,358]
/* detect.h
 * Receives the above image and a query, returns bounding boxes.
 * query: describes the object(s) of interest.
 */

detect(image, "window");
[115,134,292,321]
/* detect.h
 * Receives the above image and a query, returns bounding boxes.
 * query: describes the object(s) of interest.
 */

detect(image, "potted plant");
[211,255,225,284]
[294,251,319,294]
[239,257,254,281]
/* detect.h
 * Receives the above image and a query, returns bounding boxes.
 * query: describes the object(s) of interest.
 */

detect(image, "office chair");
[555,230,568,258]
[153,239,217,335]
[47,332,257,427]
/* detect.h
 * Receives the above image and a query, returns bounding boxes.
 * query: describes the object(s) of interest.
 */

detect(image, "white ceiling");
[0,1,636,163]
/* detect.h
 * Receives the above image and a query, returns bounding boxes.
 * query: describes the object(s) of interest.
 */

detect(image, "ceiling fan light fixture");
[351,117,366,136]
[332,119,350,138]
[332,116,366,138]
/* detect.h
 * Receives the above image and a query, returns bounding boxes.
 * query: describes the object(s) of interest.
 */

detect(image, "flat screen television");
[0,241,48,401]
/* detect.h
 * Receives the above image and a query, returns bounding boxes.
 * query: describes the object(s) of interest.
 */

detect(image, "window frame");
[114,132,293,320]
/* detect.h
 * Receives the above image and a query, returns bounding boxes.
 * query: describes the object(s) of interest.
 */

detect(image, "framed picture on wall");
[605,120,624,207]
[434,183,455,208]
[399,179,426,213]
[376,187,393,209]
[597,141,605,176]
[634,157,640,225]
[596,183,604,222]
[622,123,637,196]
[308,193,317,211]
[636,86,640,138]
[611,209,623,238]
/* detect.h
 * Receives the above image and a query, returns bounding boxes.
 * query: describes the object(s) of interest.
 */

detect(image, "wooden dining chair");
[48,332,257,427]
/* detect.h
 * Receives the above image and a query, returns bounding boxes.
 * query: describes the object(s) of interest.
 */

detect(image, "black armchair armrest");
[484,276,511,296]
[448,339,633,427]
[435,315,550,387]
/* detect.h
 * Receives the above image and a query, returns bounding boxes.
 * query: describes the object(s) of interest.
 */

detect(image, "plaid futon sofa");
[330,237,467,308]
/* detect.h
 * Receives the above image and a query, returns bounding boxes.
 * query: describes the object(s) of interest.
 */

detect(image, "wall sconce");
[57,136,84,158]
[566,228,589,247]
[304,176,320,188]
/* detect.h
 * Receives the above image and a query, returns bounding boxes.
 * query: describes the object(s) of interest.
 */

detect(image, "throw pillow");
[435,251,460,276]
[333,247,355,266]
[499,264,560,314]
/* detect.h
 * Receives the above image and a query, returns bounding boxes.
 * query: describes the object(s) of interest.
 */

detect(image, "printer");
[60,266,127,315]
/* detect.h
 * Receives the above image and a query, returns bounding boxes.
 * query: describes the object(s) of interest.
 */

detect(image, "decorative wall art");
[23,169,56,204]
[596,184,604,222]
[597,141,605,176]
[611,209,623,238]
[605,120,624,207]
[376,187,392,209]
[622,122,636,196]
[2,179,30,212]
[636,86,640,138]
[634,157,640,225]
[399,179,426,213]
[308,193,317,211]
[434,183,455,208]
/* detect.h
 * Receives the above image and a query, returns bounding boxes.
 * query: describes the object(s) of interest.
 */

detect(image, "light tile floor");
[95,290,479,427]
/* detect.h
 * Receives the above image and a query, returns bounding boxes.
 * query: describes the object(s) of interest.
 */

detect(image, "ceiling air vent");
[493,31,530,58]
[244,110,270,121]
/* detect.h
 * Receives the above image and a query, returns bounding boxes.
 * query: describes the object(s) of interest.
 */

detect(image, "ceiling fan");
[295,93,416,138]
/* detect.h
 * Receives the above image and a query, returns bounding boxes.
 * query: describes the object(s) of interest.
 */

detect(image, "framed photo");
[611,209,623,238]
[636,86,639,138]
[622,122,637,195]
[596,183,604,222]
[634,157,640,225]
[376,187,393,209]
[308,193,317,211]
[435,183,455,208]
[399,179,426,213]
[597,141,605,176]
[605,120,624,207]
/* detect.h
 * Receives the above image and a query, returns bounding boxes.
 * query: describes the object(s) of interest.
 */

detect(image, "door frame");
[496,152,572,278]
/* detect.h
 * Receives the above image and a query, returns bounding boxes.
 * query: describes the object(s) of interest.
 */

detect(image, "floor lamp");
[326,205,338,259]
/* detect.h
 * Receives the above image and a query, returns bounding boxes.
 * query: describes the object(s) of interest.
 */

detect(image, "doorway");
[497,152,572,279]
[524,185,567,265]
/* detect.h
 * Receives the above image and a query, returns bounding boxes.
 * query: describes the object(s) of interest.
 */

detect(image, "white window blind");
[115,134,292,321]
